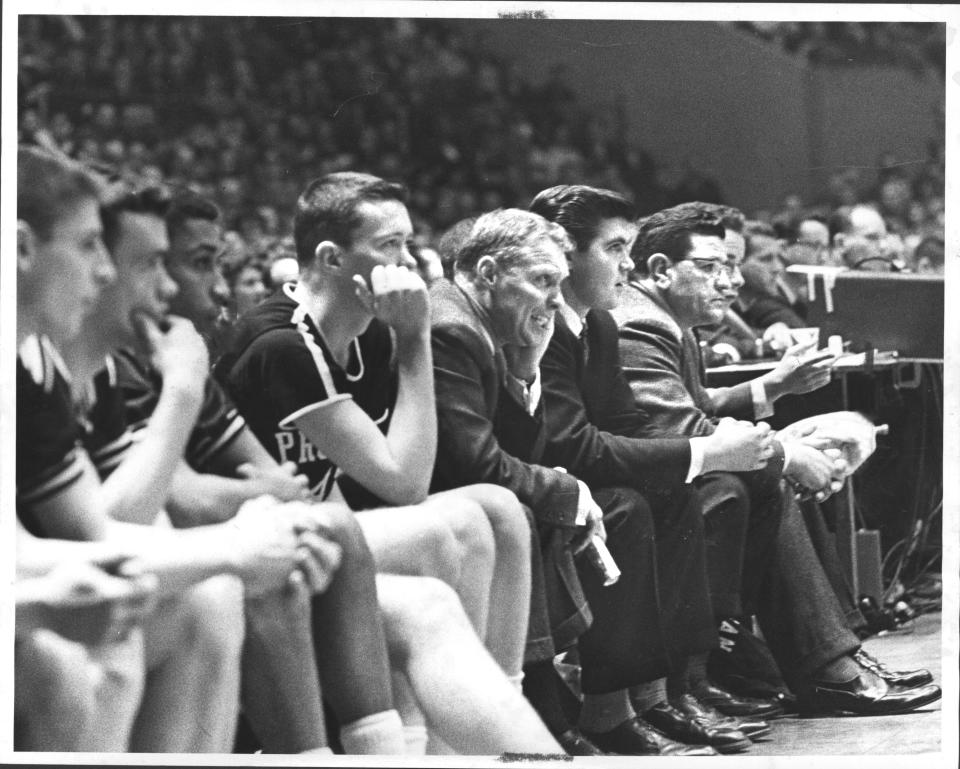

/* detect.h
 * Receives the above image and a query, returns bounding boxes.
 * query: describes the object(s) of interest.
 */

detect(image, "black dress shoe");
[642,701,752,754]
[853,648,934,689]
[554,728,607,756]
[582,717,718,756]
[798,665,943,716]
[671,694,773,741]
[691,681,784,719]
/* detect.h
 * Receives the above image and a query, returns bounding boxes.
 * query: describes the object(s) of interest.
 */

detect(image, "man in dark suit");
[613,202,939,717]
[533,185,793,747]
[430,208,719,756]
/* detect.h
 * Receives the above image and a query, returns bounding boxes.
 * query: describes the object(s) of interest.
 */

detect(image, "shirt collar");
[558,302,585,338]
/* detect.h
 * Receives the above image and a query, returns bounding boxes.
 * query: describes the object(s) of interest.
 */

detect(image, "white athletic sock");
[403,724,428,755]
[339,709,405,755]
[299,746,334,755]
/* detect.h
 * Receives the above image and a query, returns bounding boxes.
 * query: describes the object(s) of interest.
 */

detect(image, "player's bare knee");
[183,574,246,666]
[444,498,496,568]
[404,576,472,637]
[413,517,461,585]
[319,502,375,571]
[473,484,531,558]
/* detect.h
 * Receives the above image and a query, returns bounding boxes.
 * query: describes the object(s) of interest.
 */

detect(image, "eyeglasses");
[689,258,742,280]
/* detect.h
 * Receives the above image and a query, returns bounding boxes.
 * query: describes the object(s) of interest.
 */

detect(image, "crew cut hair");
[99,183,172,253]
[455,209,573,276]
[166,191,221,240]
[631,203,726,276]
[18,145,102,241]
[293,171,407,268]
[528,184,635,253]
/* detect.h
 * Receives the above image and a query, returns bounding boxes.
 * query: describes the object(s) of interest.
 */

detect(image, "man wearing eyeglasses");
[612,202,940,717]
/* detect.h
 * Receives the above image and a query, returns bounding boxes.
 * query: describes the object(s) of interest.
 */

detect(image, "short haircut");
[455,209,573,275]
[774,214,828,242]
[99,182,172,252]
[630,203,726,276]
[166,191,221,241]
[437,216,478,280]
[828,204,879,240]
[914,235,944,267]
[743,220,780,261]
[671,201,745,234]
[743,219,776,239]
[293,171,407,268]
[528,184,635,253]
[223,253,265,290]
[17,145,102,241]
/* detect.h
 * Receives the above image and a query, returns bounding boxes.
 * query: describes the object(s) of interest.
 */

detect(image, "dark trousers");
[575,485,717,694]
[756,485,861,688]
[695,470,782,618]
[800,498,867,632]
[524,506,592,664]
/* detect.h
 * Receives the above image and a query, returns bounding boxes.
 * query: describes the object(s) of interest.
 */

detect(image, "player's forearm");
[100,382,203,524]
[105,519,241,597]
[386,331,437,500]
[166,463,250,527]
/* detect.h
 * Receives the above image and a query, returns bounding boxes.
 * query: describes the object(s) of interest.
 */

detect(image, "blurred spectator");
[223,254,268,319]
[912,235,944,275]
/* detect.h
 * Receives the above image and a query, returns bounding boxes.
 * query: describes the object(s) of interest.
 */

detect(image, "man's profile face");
[723,229,746,266]
[24,197,115,346]
[785,219,830,266]
[839,207,890,270]
[166,217,228,334]
[488,237,568,348]
[340,198,417,290]
[661,233,740,328]
[742,235,785,297]
[567,217,636,312]
[97,212,177,347]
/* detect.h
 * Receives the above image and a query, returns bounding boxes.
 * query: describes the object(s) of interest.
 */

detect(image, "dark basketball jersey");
[16,336,87,532]
[215,284,397,501]
[114,348,246,473]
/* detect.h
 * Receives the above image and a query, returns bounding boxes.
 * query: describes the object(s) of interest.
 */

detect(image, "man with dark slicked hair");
[533,185,789,749]
[431,207,724,756]
[613,201,939,717]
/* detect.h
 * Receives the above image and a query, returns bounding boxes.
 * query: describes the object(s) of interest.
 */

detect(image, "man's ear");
[476,255,498,288]
[17,220,38,276]
[647,253,673,288]
[313,241,342,272]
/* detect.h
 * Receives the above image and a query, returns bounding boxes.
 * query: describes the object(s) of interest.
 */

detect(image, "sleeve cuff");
[751,378,774,419]
[686,437,707,482]
[575,478,592,526]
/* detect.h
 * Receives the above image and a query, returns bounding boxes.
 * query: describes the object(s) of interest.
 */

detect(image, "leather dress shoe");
[642,700,752,754]
[798,664,942,716]
[582,717,718,756]
[554,728,607,756]
[671,694,773,740]
[691,681,784,718]
[853,648,934,689]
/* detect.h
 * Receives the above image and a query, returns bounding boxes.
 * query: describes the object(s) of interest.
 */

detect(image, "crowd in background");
[730,21,946,72]
[14,16,946,758]
[20,16,945,294]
